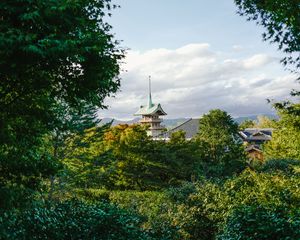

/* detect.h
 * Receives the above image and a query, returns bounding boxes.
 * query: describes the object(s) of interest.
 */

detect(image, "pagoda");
[134,77,167,137]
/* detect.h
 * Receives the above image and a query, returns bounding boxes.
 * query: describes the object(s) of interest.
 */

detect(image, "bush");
[0,200,151,240]
[218,205,300,240]
[77,189,179,240]
[174,170,300,239]
[224,169,300,209]
[74,170,300,240]
[182,181,230,240]
[102,187,223,240]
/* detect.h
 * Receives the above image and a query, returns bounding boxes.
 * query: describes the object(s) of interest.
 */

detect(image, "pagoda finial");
[148,75,153,108]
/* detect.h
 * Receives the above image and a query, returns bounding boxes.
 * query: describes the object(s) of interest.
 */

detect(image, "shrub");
[74,170,300,240]
[0,200,151,240]
[224,169,300,209]
[77,189,179,240]
[182,181,230,240]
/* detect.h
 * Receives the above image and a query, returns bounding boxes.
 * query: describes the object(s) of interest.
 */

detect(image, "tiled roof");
[239,128,273,142]
[160,118,200,139]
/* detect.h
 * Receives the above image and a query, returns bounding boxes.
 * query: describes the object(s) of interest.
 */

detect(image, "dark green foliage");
[0,0,123,108]
[259,158,300,175]
[172,181,229,240]
[75,168,300,240]
[219,205,300,240]
[167,133,202,182]
[0,200,151,240]
[78,187,225,240]
[175,170,300,239]
[0,0,123,207]
[0,186,36,210]
[77,189,179,240]
[234,0,300,69]
[0,138,61,209]
[51,101,101,161]
[167,181,197,203]
[182,170,300,239]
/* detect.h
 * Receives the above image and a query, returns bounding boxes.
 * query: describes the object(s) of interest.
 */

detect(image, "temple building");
[134,77,167,137]
[239,128,273,161]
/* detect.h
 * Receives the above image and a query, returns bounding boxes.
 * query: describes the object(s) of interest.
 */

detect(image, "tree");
[64,124,170,190]
[195,109,246,177]
[64,124,203,190]
[0,0,124,207]
[168,131,202,181]
[255,115,276,128]
[234,0,300,70]
[98,125,205,188]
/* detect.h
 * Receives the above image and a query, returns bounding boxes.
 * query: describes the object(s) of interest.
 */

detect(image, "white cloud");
[99,43,298,119]
[242,54,276,69]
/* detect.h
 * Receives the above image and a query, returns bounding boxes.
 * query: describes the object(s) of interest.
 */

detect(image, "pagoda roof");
[134,103,167,116]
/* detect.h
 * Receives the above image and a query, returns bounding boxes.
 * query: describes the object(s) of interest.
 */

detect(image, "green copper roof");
[134,103,167,116]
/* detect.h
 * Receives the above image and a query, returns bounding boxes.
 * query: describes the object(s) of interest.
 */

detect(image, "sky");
[98,0,298,120]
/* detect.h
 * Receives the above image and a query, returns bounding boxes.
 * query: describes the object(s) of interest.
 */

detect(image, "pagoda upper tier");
[134,76,167,137]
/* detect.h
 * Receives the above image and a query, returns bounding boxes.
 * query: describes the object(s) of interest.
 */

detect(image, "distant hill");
[234,114,278,124]
[100,118,140,126]
[99,117,188,129]
[99,114,278,129]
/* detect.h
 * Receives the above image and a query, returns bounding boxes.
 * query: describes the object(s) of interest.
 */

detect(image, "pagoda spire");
[148,75,153,108]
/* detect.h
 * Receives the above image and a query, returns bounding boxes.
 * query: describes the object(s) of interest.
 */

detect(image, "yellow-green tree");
[265,104,300,160]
